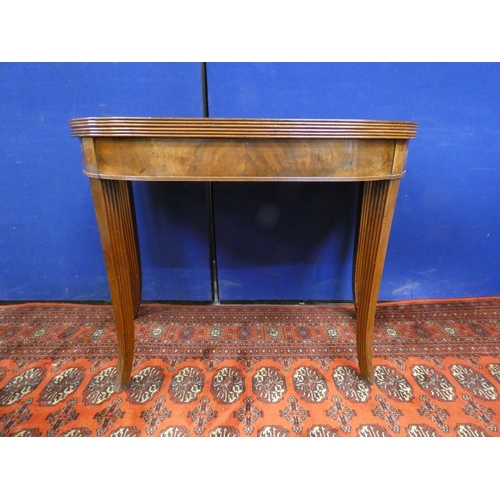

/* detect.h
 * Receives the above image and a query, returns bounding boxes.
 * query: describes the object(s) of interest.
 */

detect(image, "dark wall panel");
[0,63,211,301]
[207,63,500,301]
[212,182,357,301]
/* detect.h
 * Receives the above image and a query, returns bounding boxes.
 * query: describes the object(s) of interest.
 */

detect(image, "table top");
[69,117,418,139]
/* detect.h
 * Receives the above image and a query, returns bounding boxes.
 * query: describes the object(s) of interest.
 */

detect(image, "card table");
[70,117,417,391]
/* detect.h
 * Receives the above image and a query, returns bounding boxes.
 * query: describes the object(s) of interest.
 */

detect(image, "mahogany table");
[70,117,417,392]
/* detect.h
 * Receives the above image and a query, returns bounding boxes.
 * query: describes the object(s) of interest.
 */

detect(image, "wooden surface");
[70,117,417,139]
[71,117,417,391]
[91,138,399,182]
[89,179,140,391]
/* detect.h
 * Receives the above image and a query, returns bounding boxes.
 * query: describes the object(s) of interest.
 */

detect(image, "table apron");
[86,137,405,181]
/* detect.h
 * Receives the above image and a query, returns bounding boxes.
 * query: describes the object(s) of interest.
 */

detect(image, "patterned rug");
[0,298,499,437]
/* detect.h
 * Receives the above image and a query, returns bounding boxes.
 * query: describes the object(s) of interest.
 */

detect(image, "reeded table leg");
[354,179,400,383]
[89,178,141,392]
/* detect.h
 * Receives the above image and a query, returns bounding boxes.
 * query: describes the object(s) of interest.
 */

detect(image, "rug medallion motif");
[1,299,499,436]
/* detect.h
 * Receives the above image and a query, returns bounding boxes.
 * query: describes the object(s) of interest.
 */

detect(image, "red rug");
[1,298,499,437]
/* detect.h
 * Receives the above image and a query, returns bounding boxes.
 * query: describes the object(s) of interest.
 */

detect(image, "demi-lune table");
[70,117,417,392]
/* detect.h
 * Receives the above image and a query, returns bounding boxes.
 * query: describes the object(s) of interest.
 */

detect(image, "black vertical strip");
[207,182,220,304]
[202,63,220,304]
[201,62,209,118]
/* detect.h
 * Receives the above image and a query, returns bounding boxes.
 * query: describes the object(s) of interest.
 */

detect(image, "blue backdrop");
[0,63,211,301]
[207,63,500,301]
[1,62,498,302]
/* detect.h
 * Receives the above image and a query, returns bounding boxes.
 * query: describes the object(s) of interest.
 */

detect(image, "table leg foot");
[114,329,134,393]
[354,179,400,385]
[359,364,375,385]
[90,178,139,392]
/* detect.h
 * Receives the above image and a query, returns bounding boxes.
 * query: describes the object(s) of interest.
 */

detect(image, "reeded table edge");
[69,117,418,139]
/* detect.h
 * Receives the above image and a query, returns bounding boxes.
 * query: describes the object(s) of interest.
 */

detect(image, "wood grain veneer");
[92,137,398,182]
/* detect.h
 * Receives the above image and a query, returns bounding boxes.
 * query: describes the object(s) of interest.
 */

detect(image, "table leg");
[126,181,142,318]
[354,179,400,383]
[89,178,141,392]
